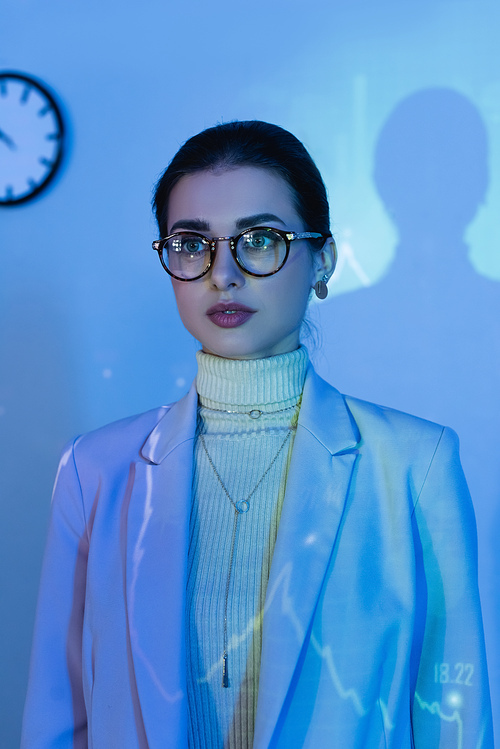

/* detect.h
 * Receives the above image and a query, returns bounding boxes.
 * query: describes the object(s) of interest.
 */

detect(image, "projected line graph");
[330,233,372,289]
[197,560,393,725]
[197,560,368,716]
[128,464,184,704]
[196,606,266,686]
[308,630,368,718]
[195,559,470,746]
[414,692,463,749]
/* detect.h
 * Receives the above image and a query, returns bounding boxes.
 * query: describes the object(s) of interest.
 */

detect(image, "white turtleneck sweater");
[186,347,309,749]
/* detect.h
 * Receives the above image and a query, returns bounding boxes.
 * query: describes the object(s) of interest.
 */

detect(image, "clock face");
[0,72,65,206]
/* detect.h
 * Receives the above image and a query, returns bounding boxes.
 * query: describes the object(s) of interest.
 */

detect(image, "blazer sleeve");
[411,426,494,747]
[21,439,89,749]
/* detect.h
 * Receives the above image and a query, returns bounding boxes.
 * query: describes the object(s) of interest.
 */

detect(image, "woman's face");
[166,166,331,360]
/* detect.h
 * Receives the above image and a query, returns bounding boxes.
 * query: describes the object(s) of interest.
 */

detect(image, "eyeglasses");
[152,226,332,282]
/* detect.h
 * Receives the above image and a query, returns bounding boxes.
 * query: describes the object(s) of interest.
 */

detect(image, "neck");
[195,346,309,411]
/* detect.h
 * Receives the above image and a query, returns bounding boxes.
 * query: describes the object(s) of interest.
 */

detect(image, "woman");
[22,121,493,748]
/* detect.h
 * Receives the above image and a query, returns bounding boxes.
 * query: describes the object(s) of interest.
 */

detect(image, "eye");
[241,229,279,252]
[248,235,269,249]
[169,234,209,255]
[182,237,206,254]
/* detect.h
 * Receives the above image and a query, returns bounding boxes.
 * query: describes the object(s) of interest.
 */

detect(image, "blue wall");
[1,0,499,744]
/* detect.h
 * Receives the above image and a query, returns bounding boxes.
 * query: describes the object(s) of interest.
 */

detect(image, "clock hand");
[0,128,17,150]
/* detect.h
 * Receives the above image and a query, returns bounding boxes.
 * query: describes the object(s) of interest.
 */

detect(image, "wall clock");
[0,71,65,206]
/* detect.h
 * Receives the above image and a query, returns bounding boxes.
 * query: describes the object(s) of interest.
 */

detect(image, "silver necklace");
[200,401,300,420]
[198,426,295,688]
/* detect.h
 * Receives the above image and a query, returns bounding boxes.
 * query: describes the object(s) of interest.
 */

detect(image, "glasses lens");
[236,229,287,275]
[162,233,211,280]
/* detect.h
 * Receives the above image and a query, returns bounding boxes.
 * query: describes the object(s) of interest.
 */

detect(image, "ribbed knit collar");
[195,346,309,410]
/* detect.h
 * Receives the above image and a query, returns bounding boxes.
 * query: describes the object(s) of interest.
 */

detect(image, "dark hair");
[153,120,330,241]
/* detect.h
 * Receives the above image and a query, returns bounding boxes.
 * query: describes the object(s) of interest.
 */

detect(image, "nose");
[208,239,245,290]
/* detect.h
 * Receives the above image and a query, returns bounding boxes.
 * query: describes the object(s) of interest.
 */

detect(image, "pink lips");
[206,301,256,328]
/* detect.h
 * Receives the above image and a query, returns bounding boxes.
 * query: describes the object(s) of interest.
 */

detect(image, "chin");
[201,336,300,361]
[201,344,266,360]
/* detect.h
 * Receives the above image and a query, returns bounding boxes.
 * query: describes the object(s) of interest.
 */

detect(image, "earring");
[314,274,329,300]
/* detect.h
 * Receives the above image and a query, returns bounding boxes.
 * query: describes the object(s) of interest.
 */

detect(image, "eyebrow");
[169,213,287,234]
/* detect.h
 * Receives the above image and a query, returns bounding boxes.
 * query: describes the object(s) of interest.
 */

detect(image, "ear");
[312,236,337,284]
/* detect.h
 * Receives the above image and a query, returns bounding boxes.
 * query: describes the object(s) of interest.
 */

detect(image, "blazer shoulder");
[302,367,451,461]
[343,393,447,441]
[70,403,176,471]
[340,394,463,502]
[341,392,455,471]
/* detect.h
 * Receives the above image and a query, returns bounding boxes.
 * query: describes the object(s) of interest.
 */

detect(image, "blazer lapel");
[254,370,360,748]
[125,384,198,748]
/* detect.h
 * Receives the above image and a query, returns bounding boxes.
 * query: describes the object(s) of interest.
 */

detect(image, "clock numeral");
[27,178,37,190]
[38,104,51,117]
[39,157,53,168]
[5,185,14,199]
[0,81,7,96]
[46,132,61,141]
[20,86,31,104]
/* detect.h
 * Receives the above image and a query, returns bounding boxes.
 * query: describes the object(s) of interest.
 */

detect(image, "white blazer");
[22,366,493,748]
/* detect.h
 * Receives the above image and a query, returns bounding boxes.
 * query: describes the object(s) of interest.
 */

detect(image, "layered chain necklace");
[198,400,300,688]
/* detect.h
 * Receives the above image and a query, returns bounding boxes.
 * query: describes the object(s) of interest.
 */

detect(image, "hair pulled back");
[153,120,330,240]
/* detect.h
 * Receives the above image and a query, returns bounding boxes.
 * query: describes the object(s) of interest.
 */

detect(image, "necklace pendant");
[235,499,250,513]
[222,653,229,688]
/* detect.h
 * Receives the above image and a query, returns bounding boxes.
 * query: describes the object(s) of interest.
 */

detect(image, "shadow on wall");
[316,85,500,724]
[320,86,499,473]
[375,86,489,251]
[0,285,80,747]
